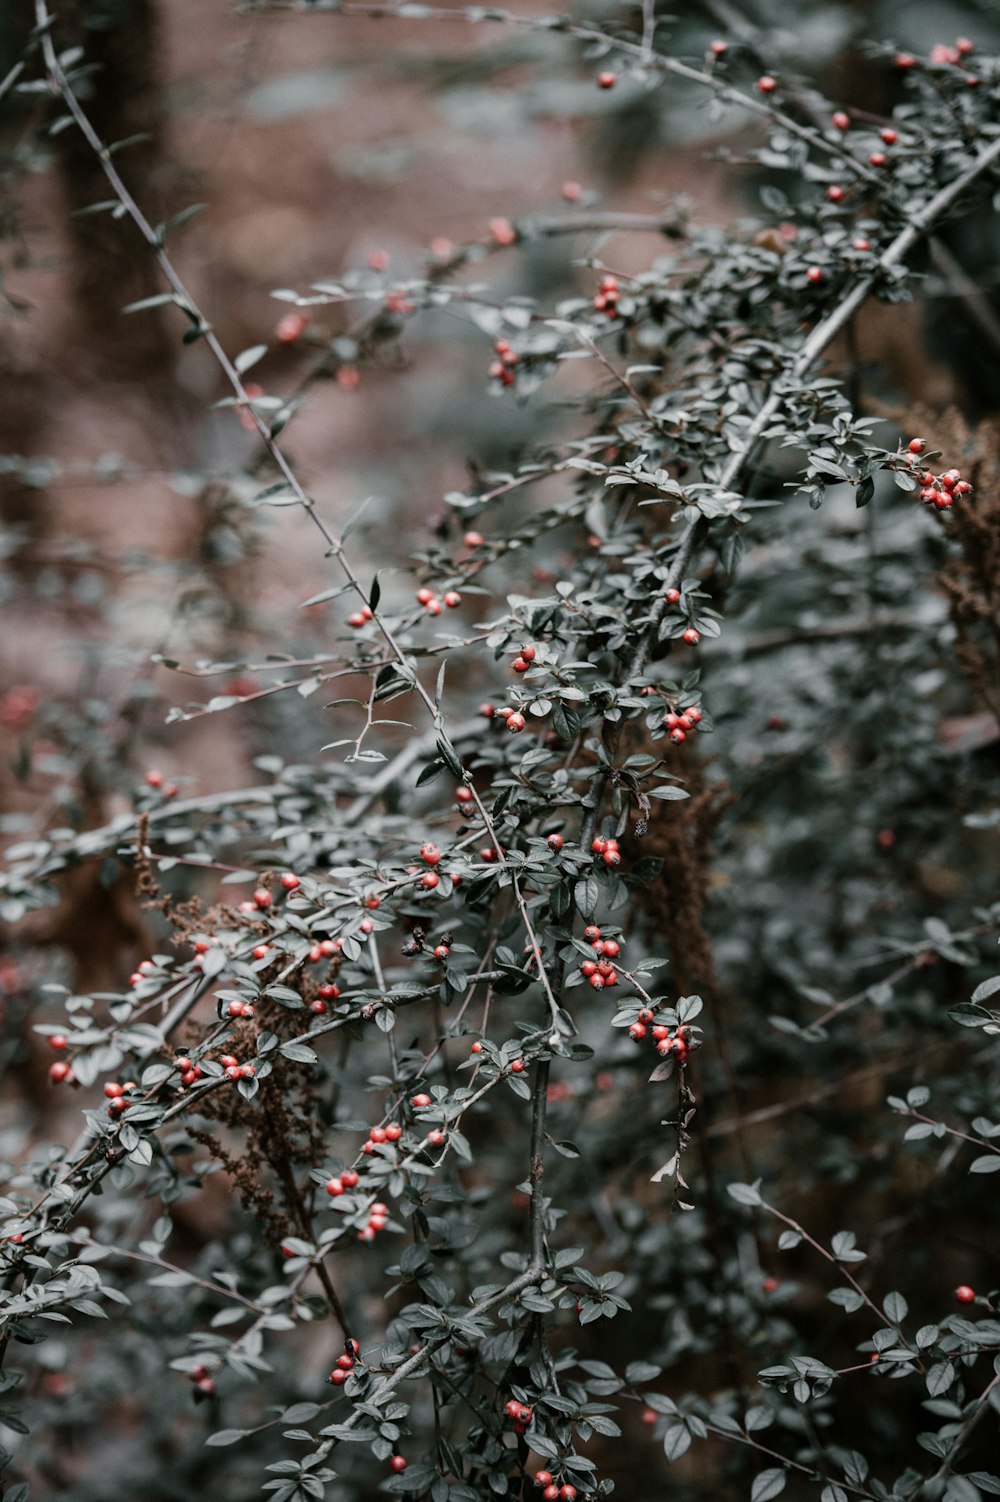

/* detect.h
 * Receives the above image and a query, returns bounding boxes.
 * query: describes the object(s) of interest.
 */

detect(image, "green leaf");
[751,1469,787,1502]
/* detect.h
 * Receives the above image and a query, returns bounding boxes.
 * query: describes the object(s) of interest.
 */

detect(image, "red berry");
[603,849,621,866]
[49,1061,73,1083]
[665,587,681,604]
[757,74,777,93]
[444,591,462,608]
[547,833,564,851]
[342,1170,359,1188]
[326,1178,344,1197]
[832,110,850,130]
[507,711,526,732]
[390,1456,407,1473]
[629,1023,647,1040]
[416,587,434,605]
[412,1093,432,1108]
[512,656,530,673]
[869,151,887,167]
[253,887,272,909]
[464,530,484,548]
[762,1275,779,1293]
[544,1489,560,1502]
[583,925,601,941]
[806,266,824,284]
[709,39,727,56]
[434,944,450,960]
[596,71,617,89]
[511,1058,525,1073]
[471,1041,483,1053]
[826,186,844,203]
[895,52,916,69]
[682,627,700,645]
[49,1034,67,1051]
[560,1488,577,1501]
[535,1473,553,1489]
[853,238,871,251]
[280,872,300,890]
[955,1285,976,1304]
[881,128,898,144]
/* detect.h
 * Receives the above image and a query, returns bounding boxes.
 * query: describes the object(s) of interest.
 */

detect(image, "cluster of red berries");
[175,1054,204,1087]
[357,1199,390,1243]
[227,998,255,1020]
[325,1167,360,1197]
[104,1080,136,1118]
[903,438,973,509]
[590,835,621,868]
[189,1363,216,1398]
[593,274,619,314]
[662,703,703,745]
[347,603,374,628]
[221,1054,255,1083]
[628,1012,691,1061]
[503,1397,534,1434]
[579,925,621,988]
[493,704,527,733]
[490,339,518,386]
[511,643,537,673]
[663,587,701,644]
[363,1121,403,1152]
[129,957,159,988]
[929,37,975,66]
[144,769,178,797]
[308,936,342,964]
[533,1473,577,1501]
[327,1338,362,1386]
[416,585,462,615]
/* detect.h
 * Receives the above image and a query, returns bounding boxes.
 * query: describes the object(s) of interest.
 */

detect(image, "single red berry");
[253,887,272,909]
[682,627,700,645]
[329,1368,348,1385]
[832,110,850,130]
[762,1275,779,1293]
[470,1040,483,1054]
[881,127,898,144]
[280,872,300,890]
[390,1456,407,1473]
[596,70,617,89]
[709,39,728,56]
[756,74,777,93]
[342,1170,359,1188]
[853,237,871,251]
[511,1059,525,1073]
[826,185,844,203]
[385,1123,403,1142]
[326,1178,344,1197]
[412,1093,432,1108]
[665,587,681,604]
[869,150,887,167]
[507,712,526,732]
[603,849,621,866]
[561,181,582,200]
[512,656,530,673]
[535,1473,553,1489]
[49,1062,73,1084]
[443,591,462,608]
[559,1488,577,1501]
[806,266,824,284]
[434,944,450,960]
[629,1023,647,1040]
[547,833,564,851]
[464,530,485,548]
[895,52,916,68]
[49,1034,68,1051]
[544,1489,560,1502]
[670,728,686,745]
[955,1285,976,1303]
[416,587,434,605]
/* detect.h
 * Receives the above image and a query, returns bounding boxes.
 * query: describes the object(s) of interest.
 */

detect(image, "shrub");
[2,5,1000,1501]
